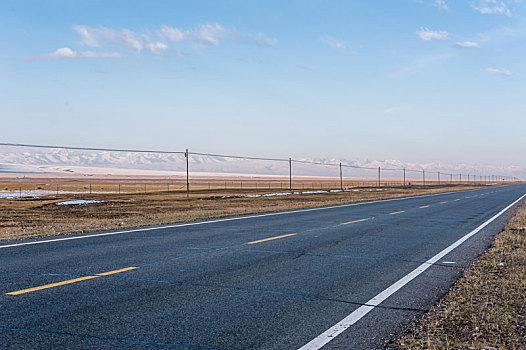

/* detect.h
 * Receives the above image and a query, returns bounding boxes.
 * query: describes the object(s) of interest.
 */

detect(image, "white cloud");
[416,27,449,40]
[455,41,481,48]
[29,24,276,60]
[251,32,278,47]
[472,0,512,16]
[322,35,356,54]
[159,24,277,47]
[486,67,512,76]
[73,25,167,54]
[184,23,230,46]
[434,0,449,10]
[25,47,122,60]
[323,35,346,49]
[157,25,184,42]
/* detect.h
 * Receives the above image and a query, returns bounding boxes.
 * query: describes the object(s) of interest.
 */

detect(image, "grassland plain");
[395,203,526,350]
[0,183,489,241]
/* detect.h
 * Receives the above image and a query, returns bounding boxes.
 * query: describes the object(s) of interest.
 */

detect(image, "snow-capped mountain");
[0,148,523,179]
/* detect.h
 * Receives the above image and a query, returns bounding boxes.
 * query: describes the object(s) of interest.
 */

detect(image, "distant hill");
[0,148,523,179]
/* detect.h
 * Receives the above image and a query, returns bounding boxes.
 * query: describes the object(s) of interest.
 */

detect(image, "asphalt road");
[1,184,525,349]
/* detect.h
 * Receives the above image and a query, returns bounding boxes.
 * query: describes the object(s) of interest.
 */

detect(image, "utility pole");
[378,167,381,187]
[289,158,292,192]
[339,162,343,191]
[423,170,425,186]
[185,149,189,199]
[403,168,406,187]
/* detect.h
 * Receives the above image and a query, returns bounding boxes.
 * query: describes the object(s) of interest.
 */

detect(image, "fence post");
[339,162,343,190]
[90,184,92,194]
[289,158,292,192]
[19,187,22,198]
[56,184,59,196]
[185,149,189,199]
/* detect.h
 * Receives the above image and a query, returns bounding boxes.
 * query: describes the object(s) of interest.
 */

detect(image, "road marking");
[389,211,405,215]
[96,267,137,276]
[341,219,367,225]
[248,234,296,245]
[6,267,137,295]
[298,193,526,350]
[440,201,447,204]
[0,187,493,250]
[454,199,461,201]
[419,205,430,209]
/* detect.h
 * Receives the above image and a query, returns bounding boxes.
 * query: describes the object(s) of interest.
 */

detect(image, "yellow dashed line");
[95,267,138,276]
[419,205,430,209]
[341,219,367,225]
[248,233,297,245]
[389,211,405,215]
[454,199,461,201]
[6,267,138,295]
[440,201,447,204]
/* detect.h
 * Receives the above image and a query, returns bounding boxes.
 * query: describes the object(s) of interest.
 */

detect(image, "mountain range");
[0,148,523,179]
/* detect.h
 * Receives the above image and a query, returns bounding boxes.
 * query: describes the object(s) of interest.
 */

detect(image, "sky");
[1,0,525,169]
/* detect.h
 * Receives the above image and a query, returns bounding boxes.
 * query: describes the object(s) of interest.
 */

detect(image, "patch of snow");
[294,190,327,195]
[245,192,292,198]
[0,190,116,199]
[55,200,106,205]
[217,188,358,199]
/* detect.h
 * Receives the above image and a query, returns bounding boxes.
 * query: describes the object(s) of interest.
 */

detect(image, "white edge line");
[0,186,509,249]
[298,192,526,350]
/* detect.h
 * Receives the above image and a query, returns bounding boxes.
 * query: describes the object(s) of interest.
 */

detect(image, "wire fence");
[0,142,518,199]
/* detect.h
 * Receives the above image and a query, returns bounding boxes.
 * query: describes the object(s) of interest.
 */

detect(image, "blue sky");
[1,0,525,167]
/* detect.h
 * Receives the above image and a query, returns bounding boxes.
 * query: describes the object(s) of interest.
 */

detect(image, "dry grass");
[397,205,526,350]
[0,183,487,241]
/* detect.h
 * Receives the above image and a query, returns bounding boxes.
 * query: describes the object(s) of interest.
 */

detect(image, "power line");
[0,142,516,180]
[0,142,185,155]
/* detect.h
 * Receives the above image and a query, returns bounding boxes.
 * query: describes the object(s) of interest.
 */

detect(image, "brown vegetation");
[397,204,526,350]
[0,180,488,241]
